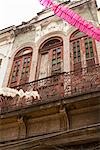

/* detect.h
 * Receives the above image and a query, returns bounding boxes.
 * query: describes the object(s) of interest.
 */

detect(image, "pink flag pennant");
[39,0,100,41]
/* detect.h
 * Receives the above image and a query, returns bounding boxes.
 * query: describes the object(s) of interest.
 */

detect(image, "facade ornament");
[15,24,35,36]
[35,21,69,42]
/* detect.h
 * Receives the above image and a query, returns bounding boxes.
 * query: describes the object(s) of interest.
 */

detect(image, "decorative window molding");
[39,37,63,54]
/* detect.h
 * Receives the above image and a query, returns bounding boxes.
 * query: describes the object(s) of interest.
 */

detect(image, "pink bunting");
[39,0,100,41]
[39,0,53,8]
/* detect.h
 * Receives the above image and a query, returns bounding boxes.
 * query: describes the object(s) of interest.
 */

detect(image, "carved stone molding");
[15,24,35,36]
[17,115,28,139]
[35,21,69,42]
[59,105,70,130]
[0,31,15,46]
[63,142,100,150]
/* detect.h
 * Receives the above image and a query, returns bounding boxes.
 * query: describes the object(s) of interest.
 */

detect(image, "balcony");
[0,65,100,114]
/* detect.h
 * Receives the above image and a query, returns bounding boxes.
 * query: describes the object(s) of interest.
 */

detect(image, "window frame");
[8,47,32,87]
[37,37,63,79]
[70,30,98,72]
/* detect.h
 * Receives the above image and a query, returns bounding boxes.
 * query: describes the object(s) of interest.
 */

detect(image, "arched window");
[70,30,98,72]
[38,37,63,79]
[9,47,32,87]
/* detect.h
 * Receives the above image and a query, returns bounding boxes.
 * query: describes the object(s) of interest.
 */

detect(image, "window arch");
[9,47,32,87]
[70,30,98,72]
[37,37,63,79]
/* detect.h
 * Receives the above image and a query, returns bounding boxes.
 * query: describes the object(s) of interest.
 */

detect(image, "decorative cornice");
[15,24,35,36]
[0,31,15,46]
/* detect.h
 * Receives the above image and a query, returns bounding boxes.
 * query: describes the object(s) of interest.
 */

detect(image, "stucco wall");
[0,31,14,87]
[97,9,100,23]
[0,0,100,87]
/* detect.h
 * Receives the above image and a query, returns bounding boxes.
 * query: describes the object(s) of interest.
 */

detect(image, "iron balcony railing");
[0,65,100,113]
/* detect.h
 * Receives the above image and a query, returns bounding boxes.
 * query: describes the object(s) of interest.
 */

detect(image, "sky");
[0,0,100,30]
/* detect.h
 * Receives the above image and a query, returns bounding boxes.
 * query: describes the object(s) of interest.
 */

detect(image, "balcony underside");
[0,123,100,150]
[0,90,100,149]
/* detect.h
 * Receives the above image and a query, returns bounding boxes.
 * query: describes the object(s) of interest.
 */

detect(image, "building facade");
[0,0,100,149]
[97,8,100,23]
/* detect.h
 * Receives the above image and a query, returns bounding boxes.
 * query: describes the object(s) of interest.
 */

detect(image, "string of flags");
[39,0,100,41]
